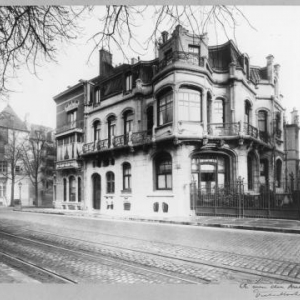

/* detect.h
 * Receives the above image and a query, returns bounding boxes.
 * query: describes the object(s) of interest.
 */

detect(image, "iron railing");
[56,120,84,135]
[82,130,152,154]
[207,123,239,136]
[159,51,205,71]
[244,123,259,139]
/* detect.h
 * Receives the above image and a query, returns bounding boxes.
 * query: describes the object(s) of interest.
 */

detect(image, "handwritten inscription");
[240,283,300,299]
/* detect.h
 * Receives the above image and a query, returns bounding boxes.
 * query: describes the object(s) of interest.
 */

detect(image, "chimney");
[266,54,274,82]
[291,108,299,125]
[161,31,168,43]
[131,58,138,65]
[99,49,113,76]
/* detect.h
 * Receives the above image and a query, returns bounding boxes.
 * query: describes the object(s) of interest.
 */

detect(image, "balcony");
[55,120,84,136]
[207,123,239,136]
[159,51,205,72]
[55,160,82,170]
[82,130,152,155]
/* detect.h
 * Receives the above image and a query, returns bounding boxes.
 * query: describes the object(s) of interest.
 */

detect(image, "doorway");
[92,173,101,209]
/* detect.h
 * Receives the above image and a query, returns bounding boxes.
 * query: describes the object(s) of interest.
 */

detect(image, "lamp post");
[18,182,22,203]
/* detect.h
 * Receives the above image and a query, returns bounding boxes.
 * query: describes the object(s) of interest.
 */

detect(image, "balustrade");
[207,123,239,136]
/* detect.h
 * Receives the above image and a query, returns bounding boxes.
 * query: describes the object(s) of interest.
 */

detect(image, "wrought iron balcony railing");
[207,123,239,136]
[244,123,259,139]
[56,120,84,135]
[82,130,152,155]
[159,51,205,71]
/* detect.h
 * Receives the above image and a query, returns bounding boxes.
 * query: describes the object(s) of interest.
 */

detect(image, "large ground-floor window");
[191,154,229,192]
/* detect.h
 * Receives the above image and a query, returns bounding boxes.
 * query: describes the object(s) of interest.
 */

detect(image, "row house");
[53,25,287,217]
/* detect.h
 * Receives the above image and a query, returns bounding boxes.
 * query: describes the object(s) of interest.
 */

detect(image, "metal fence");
[190,180,300,219]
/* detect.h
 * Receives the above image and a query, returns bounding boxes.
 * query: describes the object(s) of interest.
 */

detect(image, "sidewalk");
[9,206,300,234]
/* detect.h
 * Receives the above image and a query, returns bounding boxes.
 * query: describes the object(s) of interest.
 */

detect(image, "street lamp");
[18,182,22,202]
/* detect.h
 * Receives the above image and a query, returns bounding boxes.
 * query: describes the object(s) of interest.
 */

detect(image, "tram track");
[0,229,210,284]
[0,225,298,284]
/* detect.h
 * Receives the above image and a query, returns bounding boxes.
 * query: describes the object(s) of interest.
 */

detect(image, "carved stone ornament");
[65,100,79,112]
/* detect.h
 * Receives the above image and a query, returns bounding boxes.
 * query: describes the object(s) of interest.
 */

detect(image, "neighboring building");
[53,25,288,217]
[0,105,55,207]
[53,83,85,209]
[285,108,300,191]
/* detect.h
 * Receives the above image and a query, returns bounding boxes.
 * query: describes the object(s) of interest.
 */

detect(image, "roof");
[0,105,28,132]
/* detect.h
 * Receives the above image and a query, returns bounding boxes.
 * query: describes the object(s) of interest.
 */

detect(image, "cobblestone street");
[0,209,300,284]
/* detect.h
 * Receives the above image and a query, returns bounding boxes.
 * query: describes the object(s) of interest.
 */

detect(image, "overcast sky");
[1,6,300,128]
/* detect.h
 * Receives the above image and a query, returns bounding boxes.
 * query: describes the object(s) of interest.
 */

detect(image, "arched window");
[276,159,282,188]
[258,110,268,142]
[124,111,133,135]
[213,99,225,124]
[123,163,131,191]
[247,153,255,190]
[178,87,202,122]
[155,153,172,190]
[93,120,100,141]
[78,177,81,202]
[106,172,115,194]
[69,176,76,202]
[158,89,173,126]
[107,115,116,147]
[244,101,251,124]
[63,178,67,201]
[258,110,267,132]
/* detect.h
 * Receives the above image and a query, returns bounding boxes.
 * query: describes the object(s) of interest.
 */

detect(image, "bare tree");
[0,6,89,96]
[0,125,27,206]
[88,5,253,61]
[21,129,51,206]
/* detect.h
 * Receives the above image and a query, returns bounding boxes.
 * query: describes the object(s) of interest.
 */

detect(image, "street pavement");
[13,206,300,234]
[1,207,300,284]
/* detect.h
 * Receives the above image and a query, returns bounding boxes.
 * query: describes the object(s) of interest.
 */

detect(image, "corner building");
[54,25,286,217]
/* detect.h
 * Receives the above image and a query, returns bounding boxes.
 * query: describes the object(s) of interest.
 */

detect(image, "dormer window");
[125,74,132,92]
[94,87,101,106]
[188,45,200,55]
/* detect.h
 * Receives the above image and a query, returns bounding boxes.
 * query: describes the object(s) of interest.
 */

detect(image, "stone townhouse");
[53,25,287,218]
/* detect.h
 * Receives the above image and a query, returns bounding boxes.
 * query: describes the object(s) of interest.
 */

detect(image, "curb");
[15,208,300,235]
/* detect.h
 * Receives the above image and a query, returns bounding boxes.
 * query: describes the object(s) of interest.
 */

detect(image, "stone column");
[202,89,208,134]
[173,86,179,135]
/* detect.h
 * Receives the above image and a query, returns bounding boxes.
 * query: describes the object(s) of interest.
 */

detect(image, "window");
[214,99,225,124]
[78,177,82,202]
[94,87,101,106]
[164,49,172,63]
[69,176,76,202]
[123,163,131,191]
[247,154,254,190]
[259,159,269,185]
[188,45,200,55]
[146,106,154,135]
[108,116,116,147]
[63,178,67,201]
[93,121,101,141]
[158,91,173,125]
[0,161,7,173]
[276,159,282,188]
[124,111,133,135]
[125,74,132,92]
[0,183,6,198]
[258,110,267,132]
[244,101,251,124]
[67,110,77,124]
[178,89,201,122]
[275,113,281,138]
[156,154,172,190]
[106,172,115,194]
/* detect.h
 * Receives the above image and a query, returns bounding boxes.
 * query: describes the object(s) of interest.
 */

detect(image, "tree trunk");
[35,181,38,207]
[10,177,14,206]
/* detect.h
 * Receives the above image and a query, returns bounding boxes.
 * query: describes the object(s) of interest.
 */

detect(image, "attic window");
[125,74,132,92]
[188,45,200,55]
[94,87,101,106]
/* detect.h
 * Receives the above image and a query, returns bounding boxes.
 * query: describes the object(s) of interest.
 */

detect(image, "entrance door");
[92,174,101,210]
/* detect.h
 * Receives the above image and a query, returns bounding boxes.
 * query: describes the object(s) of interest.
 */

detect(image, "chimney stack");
[266,54,274,83]
[291,108,299,125]
[99,49,113,76]
[161,31,168,43]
